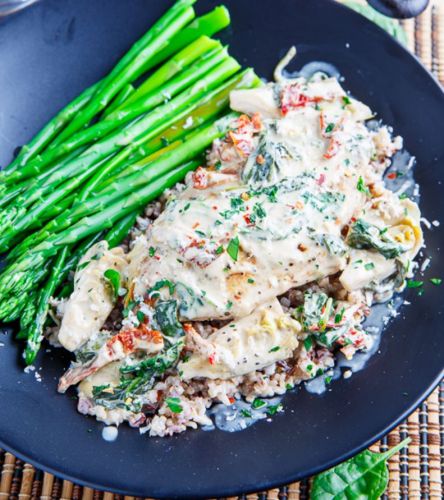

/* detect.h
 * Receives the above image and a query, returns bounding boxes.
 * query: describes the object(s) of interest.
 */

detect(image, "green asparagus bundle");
[0,0,260,366]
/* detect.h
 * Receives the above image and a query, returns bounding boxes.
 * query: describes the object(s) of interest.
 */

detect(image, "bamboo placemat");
[1,1,443,499]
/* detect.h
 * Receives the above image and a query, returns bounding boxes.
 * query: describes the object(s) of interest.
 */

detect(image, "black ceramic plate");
[0,0,443,498]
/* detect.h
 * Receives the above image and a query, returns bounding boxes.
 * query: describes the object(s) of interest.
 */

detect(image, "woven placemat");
[1,1,443,499]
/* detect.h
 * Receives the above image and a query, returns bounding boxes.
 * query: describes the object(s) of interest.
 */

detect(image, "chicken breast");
[58,241,128,352]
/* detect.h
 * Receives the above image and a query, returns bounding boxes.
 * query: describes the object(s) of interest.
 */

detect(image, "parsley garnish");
[406,279,423,288]
[240,409,252,418]
[149,246,156,257]
[251,398,266,410]
[165,397,183,414]
[325,123,335,134]
[357,176,371,197]
[269,346,280,353]
[215,245,224,255]
[364,262,375,271]
[226,236,239,261]
[266,404,283,416]
[430,278,442,286]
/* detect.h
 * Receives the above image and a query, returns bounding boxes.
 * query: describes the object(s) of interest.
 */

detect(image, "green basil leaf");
[311,437,410,499]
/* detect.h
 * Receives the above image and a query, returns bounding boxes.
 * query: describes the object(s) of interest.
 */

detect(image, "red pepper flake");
[324,138,340,159]
[228,397,235,404]
[243,213,253,225]
[192,222,200,229]
[208,353,216,365]
[212,205,218,210]
[387,172,397,180]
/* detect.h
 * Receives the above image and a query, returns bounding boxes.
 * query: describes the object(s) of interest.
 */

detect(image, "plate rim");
[0,0,443,497]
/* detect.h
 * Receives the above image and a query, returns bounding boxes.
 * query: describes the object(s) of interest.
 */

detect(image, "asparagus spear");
[116,35,219,110]
[101,83,135,119]
[4,82,100,172]
[147,6,230,70]
[22,45,227,174]
[8,70,258,260]
[52,0,197,144]
[1,57,239,188]
[2,5,229,175]
[24,246,69,365]
[13,114,234,254]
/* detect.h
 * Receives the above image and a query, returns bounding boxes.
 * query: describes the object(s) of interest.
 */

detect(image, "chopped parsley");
[226,300,233,310]
[149,246,156,257]
[251,398,266,410]
[406,279,423,288]
[303,336,314,351]
[357,176,371,197]
[240,409,252,418]
[136,310,145,323]
[226,236,240,261]
[334,307,345,324]
[215,245,224,255]
[364,262,375,271]
[430,278,442,286]
[165,397,183,414]
[247,278,255,284]
[269,345,280,353]
[325,122,335,134]
[266,403,283,416]
[342,95,351,106]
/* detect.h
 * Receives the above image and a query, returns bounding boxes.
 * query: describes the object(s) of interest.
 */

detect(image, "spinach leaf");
[347,219,404,259]
[93,340,184,412]
[154,300,184,338]
[295,291,328,329]
[311,437,410,499]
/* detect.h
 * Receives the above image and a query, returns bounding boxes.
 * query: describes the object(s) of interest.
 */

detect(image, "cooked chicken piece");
[179,299,300,379]
[58,241,128,352]
[58,325,164,392]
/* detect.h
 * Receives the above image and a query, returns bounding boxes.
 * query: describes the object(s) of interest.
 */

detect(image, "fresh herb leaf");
[103,269,121,299]
[165,397,183,414]
[364,262,375,271]
[149,246,156,257]
[406,279,423,288]
[269,345,280,353]
[266,403,282,416]
[247,277,255,284]
[240,409,252,418]
[226,236,240,261]
[311,437,411,499]
[342,95,351,106]
[251,398,266,410]
[325,123,335,134]
[430,278,442,286]
[215,245,224,255]
[303,336,314,351]
[357,176,371,197]
[334,307,345,324]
